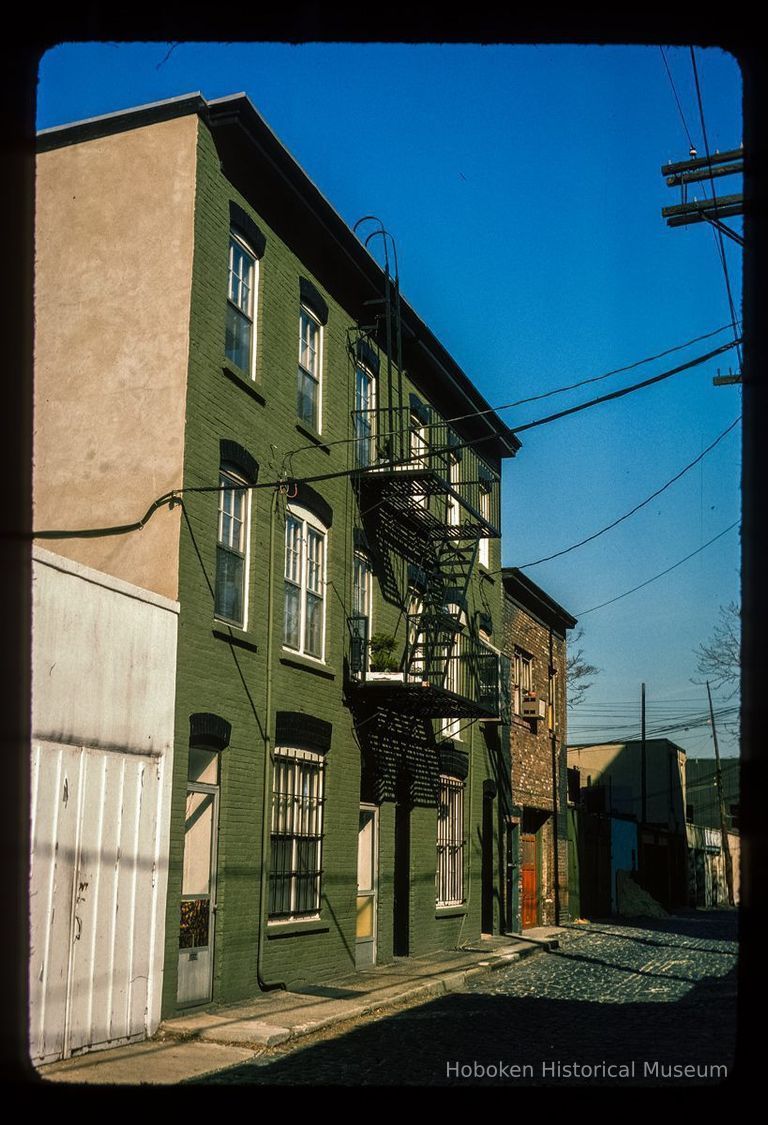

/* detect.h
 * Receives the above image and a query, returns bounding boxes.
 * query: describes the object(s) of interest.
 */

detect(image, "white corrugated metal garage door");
[29,740,167,1065]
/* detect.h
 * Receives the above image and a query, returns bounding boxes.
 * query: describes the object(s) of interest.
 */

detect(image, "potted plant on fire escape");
[367,633,404,681]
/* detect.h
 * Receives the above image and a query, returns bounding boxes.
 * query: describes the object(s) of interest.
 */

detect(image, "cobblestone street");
[199,911,737,1087]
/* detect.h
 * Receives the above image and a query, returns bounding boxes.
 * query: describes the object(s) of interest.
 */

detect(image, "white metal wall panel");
[30,551,178,1065]
[29,744,79,1063]
[32,549,179,756]
[29,742,169,1064]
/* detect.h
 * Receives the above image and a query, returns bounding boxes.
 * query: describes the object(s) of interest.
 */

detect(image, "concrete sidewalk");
[37,927,566,1085]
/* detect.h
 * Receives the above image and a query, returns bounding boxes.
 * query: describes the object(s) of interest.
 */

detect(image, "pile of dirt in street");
[616,870,669,918]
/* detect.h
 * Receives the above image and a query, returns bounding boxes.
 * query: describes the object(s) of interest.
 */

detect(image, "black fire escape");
[346,223,501,721]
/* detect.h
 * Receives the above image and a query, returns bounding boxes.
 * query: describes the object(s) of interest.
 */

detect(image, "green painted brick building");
[37,92,521,1024]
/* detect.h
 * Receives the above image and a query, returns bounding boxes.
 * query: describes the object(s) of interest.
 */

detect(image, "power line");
[508,339,739,436]
[659,46,696,153]
[515,416,740,569]
[689,47,742,367]
[411,324,738,426]
[284,323,736,461]
[29,338,740,541]
[576,520,740,616]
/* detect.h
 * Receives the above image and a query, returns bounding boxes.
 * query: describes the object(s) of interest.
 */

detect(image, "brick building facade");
[32,92,521,1060]
[501,568,576,928]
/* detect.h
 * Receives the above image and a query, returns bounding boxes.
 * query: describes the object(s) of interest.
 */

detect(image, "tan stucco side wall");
[34,114,199,600]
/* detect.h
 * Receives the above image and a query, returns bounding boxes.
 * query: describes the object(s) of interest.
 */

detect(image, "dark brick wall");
[502,595,570,927]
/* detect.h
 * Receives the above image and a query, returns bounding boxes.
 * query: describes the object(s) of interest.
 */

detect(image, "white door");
[177,780,219,1007]
[356,805,378,968]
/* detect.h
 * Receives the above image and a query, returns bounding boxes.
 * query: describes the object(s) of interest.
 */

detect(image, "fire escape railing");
[347,613,500,719]
[352,404,500,538]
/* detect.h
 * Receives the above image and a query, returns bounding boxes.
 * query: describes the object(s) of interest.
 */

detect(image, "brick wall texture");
[160,117,511,1016]
[502,594,570,927]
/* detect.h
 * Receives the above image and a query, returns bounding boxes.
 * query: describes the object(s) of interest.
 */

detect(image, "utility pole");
[706,681,735,906]
[712,370,743,386]
[660,148,744,241]
[660,144,744,388]
[641,682,647,824]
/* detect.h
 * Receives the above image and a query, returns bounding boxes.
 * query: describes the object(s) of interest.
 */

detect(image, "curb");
[159,941,555,1054]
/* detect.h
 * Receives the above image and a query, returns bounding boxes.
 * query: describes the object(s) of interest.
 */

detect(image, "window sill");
[511,714,536,731]
[267,918,330,939]
[222,361,266,405]
[295,422,331,453]
[212,627,259,653]
[280,652,336,679]
[435,905,467,919]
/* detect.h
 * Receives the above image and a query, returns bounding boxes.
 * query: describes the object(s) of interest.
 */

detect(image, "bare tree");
[566,628,600,708]
[693,601,740,699]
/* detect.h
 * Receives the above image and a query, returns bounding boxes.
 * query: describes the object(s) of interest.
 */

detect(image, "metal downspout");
[257,486,286,991]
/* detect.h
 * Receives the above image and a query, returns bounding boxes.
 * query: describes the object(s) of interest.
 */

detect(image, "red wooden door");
[521,833,538,928]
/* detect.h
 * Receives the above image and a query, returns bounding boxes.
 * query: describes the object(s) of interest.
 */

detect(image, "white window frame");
[214,469,251,629]
[478,487,491,569]
[406,586,425,681]
[436,774,465,907]
[446,455,461,529]
[352,551,373,668]
[226,230,258,378]
[298,304,323,433]
[409,414,429,506]
[478,636,503,723]
[354,363,376,468]
[283,504,328,662]
[268,747,325,922]
[512,649,533,714]
[441,653,464,741]
[548,667,558,731]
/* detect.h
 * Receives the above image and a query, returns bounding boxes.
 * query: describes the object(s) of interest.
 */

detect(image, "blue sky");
[37,42,743,757]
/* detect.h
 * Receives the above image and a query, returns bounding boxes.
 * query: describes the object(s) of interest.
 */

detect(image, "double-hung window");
[354,364,376,468]
[215,470,250,627]
[298,306,322,431]
[225,232,257,375]
[512,649,533,715]
[406,585,425,682]
[478,486,491,568]
[436,774,465,906]
[548,668,558,731]
[410,414,429,507]
[441,644,464,741]
[284,506,327,660]
[269,747,325,919]
[352,552,372,669]
[446,455,461,529]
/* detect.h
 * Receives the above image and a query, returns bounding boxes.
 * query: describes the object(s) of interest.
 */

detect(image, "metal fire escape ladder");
[405,536,479,691]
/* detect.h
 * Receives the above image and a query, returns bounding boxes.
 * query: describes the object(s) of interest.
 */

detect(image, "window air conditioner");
[522,697,547,720]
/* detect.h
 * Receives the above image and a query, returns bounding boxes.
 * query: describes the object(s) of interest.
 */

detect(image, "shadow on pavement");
[190,965,738,1087]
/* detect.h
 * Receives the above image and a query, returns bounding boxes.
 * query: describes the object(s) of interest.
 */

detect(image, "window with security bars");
[225,233,256,373]
[436,774,465,906]
[215,470,248,626]
[269,749,325,919]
